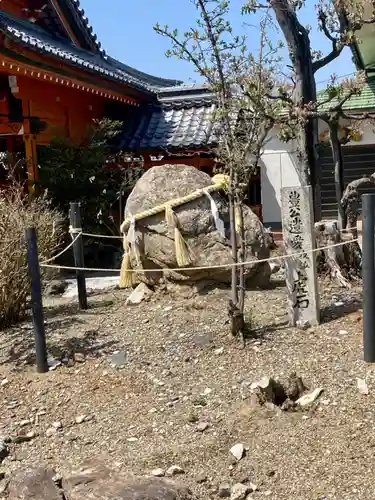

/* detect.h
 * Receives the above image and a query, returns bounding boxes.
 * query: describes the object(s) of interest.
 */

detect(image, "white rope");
[77,223,358,241]
[40,237,360,274]
[40,232,81,265]
[69,225,82,234]
[80,232,123,240]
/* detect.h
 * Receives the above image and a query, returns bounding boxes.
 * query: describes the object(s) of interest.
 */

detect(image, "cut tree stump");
[250,376,286,406]
[315,220,362,288]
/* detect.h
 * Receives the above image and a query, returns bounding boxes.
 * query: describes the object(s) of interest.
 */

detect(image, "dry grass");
[0,179,64,328]
[0,278,368,499]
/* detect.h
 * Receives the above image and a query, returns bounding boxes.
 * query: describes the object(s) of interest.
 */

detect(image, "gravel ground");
[0,278,369,500]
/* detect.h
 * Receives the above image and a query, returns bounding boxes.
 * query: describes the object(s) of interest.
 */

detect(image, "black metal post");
[25,227,48,373]
[362,193,375,362]
[69,202,88,310]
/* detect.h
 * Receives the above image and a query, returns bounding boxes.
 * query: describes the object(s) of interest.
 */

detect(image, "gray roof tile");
[121,94,218,150]
[65,0,102,52]
[0,10,180,92]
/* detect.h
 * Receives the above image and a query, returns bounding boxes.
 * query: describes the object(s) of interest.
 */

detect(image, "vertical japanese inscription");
[281,186,320,327]
[287,190,310,310]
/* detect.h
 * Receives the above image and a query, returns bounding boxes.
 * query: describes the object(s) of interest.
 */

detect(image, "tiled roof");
[318,75,375,111]
[65,0,102,53]
[0,10,180,93]
[121,84,218,150]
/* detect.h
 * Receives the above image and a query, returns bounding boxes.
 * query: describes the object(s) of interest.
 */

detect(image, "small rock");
[19,419,31,427]
[196,473,208,483]
[74,352,86,363]
[339,330,348,335]
[12,431,36,443]
[151,468,165,477]
[127,437,138,442]
[196,422,209,432]
[187,413,199,423]
[126,283,151,305]
[164,305,173,312]
[108,351,128,368]
[215,347,224,355]
[230,443,245,461]
[357,378,369,395]
[46,427,58,437]
[1,378,9,386]
[192,396,207,407]
[48,356,62,371]
[166,465,184,476]
[296,388,324,407]
[231,483,249,500]
[218,481,231,497]
[75,415,86,424]
[52,472,63,485]
[52,421,62,429]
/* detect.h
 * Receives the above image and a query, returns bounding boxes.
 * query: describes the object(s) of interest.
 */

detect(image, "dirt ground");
[0,277,370,500]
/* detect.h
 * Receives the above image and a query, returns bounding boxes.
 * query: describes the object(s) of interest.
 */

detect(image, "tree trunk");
[328,121,346,229]
[228,183,241,337]
[238,201,246,315]
[271,0,320,220]
[236,197,246,347]
[315,221,362,287]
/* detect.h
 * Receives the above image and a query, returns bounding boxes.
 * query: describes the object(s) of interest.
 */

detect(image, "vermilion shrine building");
[0,0,262,216]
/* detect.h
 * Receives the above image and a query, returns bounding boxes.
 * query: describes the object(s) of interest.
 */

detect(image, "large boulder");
[125,164,273,288]
[6,462,193,500]
[6,467,63,500]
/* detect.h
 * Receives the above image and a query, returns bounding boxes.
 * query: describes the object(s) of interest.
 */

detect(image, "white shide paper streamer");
[204,190,225,238]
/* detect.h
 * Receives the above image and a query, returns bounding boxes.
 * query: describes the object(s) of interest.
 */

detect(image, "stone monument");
[281,185,320,327]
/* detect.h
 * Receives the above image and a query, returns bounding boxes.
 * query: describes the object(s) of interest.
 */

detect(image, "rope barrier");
[40,237,360,274]
[80,232,123,240]
[39,232,82,265]
[77,223,358,242]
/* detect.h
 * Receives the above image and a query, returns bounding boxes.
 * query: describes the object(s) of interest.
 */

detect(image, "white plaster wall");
[261,120,375,225]
[261,135,300,226]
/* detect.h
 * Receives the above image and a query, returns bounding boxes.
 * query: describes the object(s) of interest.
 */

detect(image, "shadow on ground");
[321,297,362,323]
[250,319,290,340]
[43,297,115,319]
[2,320,119,367]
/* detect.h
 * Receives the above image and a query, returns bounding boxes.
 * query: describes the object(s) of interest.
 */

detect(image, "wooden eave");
[1,36,154,106]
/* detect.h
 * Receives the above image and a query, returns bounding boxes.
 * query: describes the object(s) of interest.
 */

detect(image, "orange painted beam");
[0,53,141,107]
[0,0,26,17]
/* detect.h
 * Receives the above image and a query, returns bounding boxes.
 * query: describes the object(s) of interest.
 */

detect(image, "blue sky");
[80,0,355,89]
